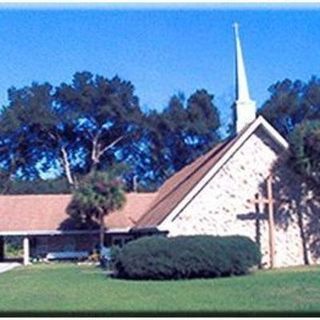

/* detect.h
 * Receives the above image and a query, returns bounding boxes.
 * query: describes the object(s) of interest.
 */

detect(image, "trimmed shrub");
[113,235,261,280]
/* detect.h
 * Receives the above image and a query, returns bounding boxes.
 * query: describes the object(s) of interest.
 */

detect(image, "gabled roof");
[135,116,288,228]
[0,193,157,235]
[134,139,237,228]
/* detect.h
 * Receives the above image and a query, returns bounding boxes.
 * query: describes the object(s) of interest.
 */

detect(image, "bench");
[46,251,89,260]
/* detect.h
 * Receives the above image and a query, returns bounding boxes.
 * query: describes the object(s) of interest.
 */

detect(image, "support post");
[0,236,4,261]
[23,237,30,266]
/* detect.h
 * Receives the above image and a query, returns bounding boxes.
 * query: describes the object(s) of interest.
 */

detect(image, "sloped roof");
[105,193,157,228]
[135,138,240,228]
[135,116,289,228]
[0,193,157,235]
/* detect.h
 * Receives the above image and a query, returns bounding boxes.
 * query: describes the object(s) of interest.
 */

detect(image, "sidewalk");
[0,262,20,274]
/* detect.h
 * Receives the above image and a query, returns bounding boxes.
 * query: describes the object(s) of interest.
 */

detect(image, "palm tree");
[68,168,126,249]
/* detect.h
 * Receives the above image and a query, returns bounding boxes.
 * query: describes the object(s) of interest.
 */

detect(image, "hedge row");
[113,235,261,280]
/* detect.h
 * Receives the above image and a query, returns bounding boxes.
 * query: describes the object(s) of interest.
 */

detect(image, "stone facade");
[160,126,319,268]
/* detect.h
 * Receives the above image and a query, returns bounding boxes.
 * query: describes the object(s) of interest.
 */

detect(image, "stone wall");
[160,126,316,268]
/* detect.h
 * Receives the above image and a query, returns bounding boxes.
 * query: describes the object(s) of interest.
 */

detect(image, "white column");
[23,237,30,266]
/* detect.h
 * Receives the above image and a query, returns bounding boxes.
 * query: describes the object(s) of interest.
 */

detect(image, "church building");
[135,23,319,268]
[0,24,319,268]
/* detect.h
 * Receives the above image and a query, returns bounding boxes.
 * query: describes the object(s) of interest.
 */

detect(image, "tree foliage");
[260,76,320,186]
[0,168,11,194]
[3,177,70,195]
[0,82,79,186]
[67,167,126,245]
[0,72,145,190]
[260,77,320,137]
[142,90,221,186]
[55,72,144,174]
[289,120,320,186]
[0,72,222,193]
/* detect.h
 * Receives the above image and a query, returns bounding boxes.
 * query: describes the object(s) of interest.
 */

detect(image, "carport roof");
[0,193,157,235]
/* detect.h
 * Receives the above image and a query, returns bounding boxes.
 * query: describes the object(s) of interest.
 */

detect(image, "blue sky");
[0,4,320,127]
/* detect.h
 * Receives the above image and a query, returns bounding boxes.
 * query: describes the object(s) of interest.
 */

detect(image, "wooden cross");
[248,175,276,269]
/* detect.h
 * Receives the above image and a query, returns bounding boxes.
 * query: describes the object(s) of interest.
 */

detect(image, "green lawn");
[0,263,320,316]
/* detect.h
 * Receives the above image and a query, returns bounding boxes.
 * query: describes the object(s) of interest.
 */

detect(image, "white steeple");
[233,22,256,134]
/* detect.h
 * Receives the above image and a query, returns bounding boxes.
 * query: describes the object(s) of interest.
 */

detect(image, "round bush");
[113,235,261,280]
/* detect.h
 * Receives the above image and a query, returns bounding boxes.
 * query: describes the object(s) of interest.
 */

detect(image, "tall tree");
[260,77,320,137]
[0,72,222,192]
[142,89,221,186]
[0,83,79,186]
[186,89,221,148]
[55,72,144,175]
[289,119,320,186]
[0,72,145,189]
[67,168,126,249]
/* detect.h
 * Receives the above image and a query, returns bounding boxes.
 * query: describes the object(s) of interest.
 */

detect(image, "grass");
[0,263,320,316]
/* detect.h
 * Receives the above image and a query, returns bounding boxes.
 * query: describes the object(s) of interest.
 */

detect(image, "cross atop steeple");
[233,23,256,134]
[232,22,239,38]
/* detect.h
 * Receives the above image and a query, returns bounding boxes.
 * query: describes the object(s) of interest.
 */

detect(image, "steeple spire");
[233,23,256,134]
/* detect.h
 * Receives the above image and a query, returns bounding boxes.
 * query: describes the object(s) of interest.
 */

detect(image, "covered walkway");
[0,193,159,265]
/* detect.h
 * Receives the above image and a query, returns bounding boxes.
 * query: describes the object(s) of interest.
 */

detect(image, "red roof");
[0,193,157,234]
